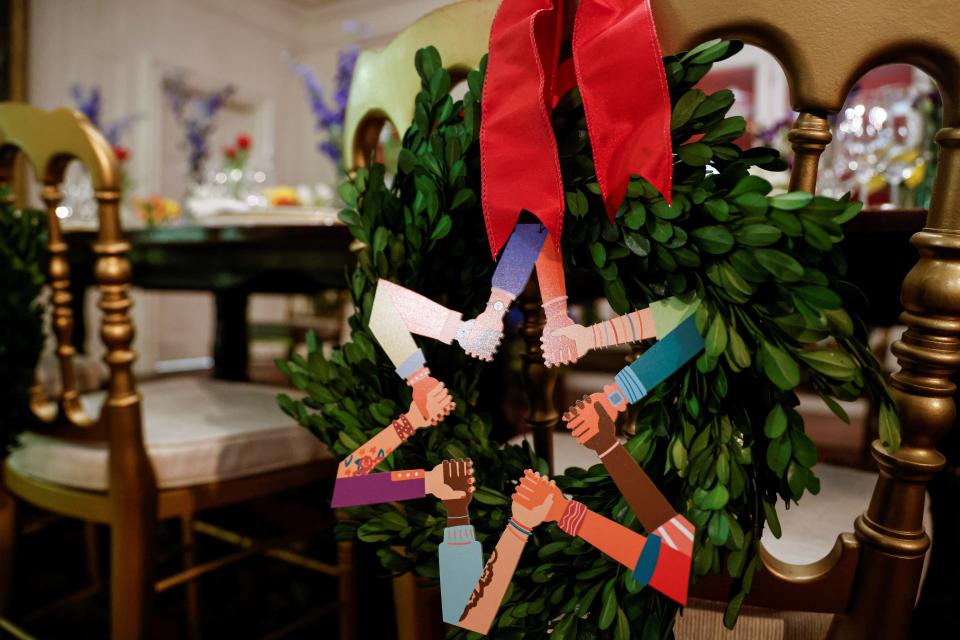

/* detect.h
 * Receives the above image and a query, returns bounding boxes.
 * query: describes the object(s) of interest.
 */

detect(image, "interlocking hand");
[511,470,562,528]
[426,459,473,502]
[550,323,596,363]
[562,389,620,455]
[541,315,580,367]
[515,470,566,523]
[407,384,455,428]
[440,458,475,518]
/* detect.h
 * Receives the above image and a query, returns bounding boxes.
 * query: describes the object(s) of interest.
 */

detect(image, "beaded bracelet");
[507,518,532,538]
[392,413,415,441]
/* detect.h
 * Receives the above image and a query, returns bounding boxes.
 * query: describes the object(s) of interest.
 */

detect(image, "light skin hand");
[407,384,455,429]
[541,315,580,368]
[458,288,512,361]
[516,470,567,522]
[510,469,557,528]
[562,387,623,454]
[551,323,595,361]
[408,373,446,423]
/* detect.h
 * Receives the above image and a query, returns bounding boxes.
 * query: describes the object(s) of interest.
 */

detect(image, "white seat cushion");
[8,377,330,491]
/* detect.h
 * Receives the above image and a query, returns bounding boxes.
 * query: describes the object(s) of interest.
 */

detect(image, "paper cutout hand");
[457,288,512,361]
[407,368,454,424]
[550,323,595,362]
[562,386,623,454]
[511,470,561,528]
[440,458,476,518]
[407,383,455,428]
[515,470,566,522]
[541,314,580,367]
[426,459,473,501]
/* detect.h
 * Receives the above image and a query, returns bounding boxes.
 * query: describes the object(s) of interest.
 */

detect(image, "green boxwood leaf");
[671,88,707,129]
[732,192,769,216]
[691,225,734,254]
[735,224,782,247]
[706,314,728,357]
[771,191,814,210]
[764,404,788,438]
[797,349,857,380]
[679,142,713,166]
[754,248,805,282]
[759,341,801,390]
[766,433,792,474]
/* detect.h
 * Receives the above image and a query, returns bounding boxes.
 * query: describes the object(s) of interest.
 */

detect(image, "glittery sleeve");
[490,224,548,296]
[369,279,463,370]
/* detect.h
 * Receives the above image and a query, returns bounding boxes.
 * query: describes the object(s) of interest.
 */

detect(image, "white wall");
[28,0,449,374]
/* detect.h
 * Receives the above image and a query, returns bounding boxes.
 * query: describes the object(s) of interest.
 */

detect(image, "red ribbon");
[480,0,673,258]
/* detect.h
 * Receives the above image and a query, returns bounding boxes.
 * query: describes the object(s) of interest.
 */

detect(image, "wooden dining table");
[64,211,356,381]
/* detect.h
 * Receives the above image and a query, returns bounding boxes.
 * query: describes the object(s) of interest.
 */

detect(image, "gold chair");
[343,1,960,638]
[0,104,356,640]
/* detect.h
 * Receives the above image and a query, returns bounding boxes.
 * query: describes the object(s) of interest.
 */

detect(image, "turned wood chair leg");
[0,482,17,615]
[180,513,202,640]
[519,280,560,474]
[110,487,157,640]
[335,512,356,640]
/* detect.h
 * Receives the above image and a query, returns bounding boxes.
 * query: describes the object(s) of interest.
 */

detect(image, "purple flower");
[289,46,359,168]
[70,85,101,128]
[162,74,236,181]
[70,84,141,148]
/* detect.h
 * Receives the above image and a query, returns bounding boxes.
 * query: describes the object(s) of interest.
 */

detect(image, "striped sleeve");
[615,315,704,403]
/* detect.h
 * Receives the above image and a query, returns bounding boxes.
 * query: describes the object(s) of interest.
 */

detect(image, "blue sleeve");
[439,525,484,624]
[490,224,547,296]
[615,315,704,404]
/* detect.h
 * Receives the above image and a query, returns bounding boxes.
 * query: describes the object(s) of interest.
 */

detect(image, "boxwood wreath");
[278,39,900,638]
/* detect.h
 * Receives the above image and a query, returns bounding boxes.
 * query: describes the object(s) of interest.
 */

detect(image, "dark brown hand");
[442,458,475,524]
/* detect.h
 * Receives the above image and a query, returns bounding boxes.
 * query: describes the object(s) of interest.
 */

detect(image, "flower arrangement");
[162,74,236,183]
[70,85,138,195]
[222,133,253,199]
[133,195,181,227]
[222,133,251,173]
[289,47,359,170]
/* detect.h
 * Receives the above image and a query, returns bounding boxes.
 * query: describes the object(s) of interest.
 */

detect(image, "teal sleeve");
[439,525,484,624]
[615,315,704,403]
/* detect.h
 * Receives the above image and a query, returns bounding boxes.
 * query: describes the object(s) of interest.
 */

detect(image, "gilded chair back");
[344,1,960,638]
[0,103,143,450]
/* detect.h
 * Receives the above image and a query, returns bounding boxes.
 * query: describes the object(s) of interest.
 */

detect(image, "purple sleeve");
[331,473,426,507]
[490,223,547,296]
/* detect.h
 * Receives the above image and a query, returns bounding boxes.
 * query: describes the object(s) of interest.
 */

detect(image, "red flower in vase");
[224,146,236,159]
[114,146,129,162]
[236,133,251,150]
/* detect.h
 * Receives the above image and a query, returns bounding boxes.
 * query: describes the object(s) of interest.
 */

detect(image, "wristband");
[557,500,588,536]
[393,414,415,441]
[598,442,619,459]
[507,518,532,538]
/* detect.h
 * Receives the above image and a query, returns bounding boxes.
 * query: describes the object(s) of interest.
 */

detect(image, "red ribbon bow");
[480,0,673,258]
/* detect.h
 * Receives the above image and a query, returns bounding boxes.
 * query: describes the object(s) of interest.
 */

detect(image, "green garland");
[0,191,46,458]
[278,40,899,638]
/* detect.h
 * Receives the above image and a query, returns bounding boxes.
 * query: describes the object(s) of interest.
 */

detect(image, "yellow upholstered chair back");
[0,103,142,450]
[344,1,960,638]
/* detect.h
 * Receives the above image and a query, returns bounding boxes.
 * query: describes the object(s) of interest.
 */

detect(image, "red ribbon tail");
[573,0,673,222]
[480,0,565,258]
